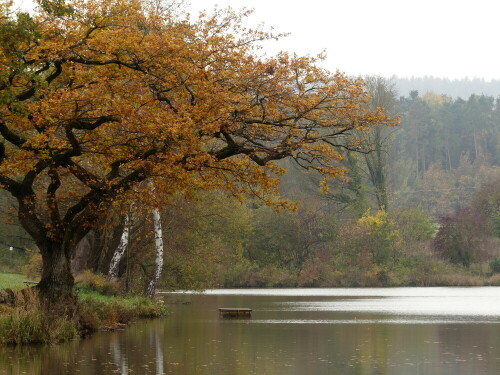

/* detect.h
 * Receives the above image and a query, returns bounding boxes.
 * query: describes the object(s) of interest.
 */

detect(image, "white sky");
[12,0,500,80]
[189,0,500,80]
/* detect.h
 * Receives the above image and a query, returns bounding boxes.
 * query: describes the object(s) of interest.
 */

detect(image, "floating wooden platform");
[218,308,252,318]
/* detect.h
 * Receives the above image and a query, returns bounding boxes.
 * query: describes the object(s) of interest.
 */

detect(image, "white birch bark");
[146,205,164,297]
[150,321,164,375]
[107,181,165,297]
[155,330,164,375]
[110,336,128,375]
[108,213,130,278]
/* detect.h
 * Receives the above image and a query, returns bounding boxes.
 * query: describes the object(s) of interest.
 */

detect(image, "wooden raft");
[218,308,252,318]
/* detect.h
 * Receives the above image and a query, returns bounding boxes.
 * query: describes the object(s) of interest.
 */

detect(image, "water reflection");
[0,287,499,375]
[279,297,500,317]
[110,334,128,374]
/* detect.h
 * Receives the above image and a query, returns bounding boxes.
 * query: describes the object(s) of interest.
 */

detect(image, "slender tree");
[362,76,398,210]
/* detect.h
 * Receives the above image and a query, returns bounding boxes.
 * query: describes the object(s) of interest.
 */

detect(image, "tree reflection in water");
[2,289,500,375]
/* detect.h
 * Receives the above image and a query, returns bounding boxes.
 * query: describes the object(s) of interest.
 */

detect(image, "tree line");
[393,76,500,99]
[35,82,500,290]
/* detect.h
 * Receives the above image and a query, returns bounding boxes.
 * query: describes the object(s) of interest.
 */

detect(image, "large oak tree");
[0,0,395,304]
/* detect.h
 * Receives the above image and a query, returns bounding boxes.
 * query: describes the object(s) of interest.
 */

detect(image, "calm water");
[1,287,500,374]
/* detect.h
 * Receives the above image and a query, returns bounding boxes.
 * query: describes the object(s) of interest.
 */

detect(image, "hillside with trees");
[393,76,500,99]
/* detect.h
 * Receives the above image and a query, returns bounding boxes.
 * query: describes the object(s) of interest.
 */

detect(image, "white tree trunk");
[110,336,128,375]
[146,205,164,297]
[108,213,130,278]
[107,182,165,297]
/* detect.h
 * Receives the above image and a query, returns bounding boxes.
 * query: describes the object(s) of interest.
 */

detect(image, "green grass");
[77,290,168,332]
[0,272,28,290]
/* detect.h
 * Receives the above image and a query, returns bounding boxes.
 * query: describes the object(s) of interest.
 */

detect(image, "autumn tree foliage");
[0,0,394,304]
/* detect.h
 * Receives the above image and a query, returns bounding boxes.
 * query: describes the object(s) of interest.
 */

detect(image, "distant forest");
[1,76,499,290]
[392,76,500,99]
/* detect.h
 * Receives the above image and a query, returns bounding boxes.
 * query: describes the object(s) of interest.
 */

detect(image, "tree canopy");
[0,0,394,303]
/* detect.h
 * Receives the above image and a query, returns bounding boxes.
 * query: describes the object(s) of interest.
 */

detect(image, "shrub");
[392,208,436,243]
[433,207,489,267]
[0,285,168,344]
[357,209,401,265]
[488,273,500,286]
[75,270,121,296]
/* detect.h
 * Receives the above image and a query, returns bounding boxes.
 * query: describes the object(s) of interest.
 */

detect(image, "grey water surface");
[1,287,500,374]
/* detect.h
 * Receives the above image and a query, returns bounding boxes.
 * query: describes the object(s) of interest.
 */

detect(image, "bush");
[0,287,169,344]
[433,208,488,267]
[392,208,436,243]
[75,270,121,296]
[357,209,401,265]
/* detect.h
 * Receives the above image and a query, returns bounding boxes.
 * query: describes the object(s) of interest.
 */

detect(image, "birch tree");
[108,211,131,279]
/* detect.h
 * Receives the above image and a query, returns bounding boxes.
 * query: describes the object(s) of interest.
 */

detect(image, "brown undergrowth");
[0,285,168,345]
[0,288,77,345]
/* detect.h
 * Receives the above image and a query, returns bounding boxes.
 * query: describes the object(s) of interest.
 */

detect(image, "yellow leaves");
[358,209,389,228]
[0,0,398,220]
[422,91,452,109]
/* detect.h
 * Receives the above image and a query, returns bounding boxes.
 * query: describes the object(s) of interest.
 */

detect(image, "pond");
[1,287,500,374]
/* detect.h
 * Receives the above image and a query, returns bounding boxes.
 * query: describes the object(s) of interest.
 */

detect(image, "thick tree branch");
[68,56,144,71]
[0,121,27,147]
[61,160,103,189]
[47,167,62,225]
[23,160,50,186]
[0,175,22,197]
[64,126,82,155]
[46,61,63,85]
[17,190,45,242]
[63,167,147,225]
[68,115,121,130]
[13,61,64,102]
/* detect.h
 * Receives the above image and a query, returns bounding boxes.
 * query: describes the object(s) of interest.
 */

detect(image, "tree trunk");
[446,135,452,171]
[37,239,76,309]
[108,213,131,278]
[146,206,164,298]
[473,129,479,161]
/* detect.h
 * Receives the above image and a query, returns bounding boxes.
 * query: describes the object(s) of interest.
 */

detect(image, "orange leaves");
[0,0,397,228]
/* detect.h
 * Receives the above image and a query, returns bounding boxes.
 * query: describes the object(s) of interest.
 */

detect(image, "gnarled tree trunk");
[37,239,76,309]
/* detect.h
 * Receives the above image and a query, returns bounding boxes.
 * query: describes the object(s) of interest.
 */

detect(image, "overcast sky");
[12,0,500,80]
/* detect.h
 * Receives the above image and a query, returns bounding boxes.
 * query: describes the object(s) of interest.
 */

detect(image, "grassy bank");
[0,273,168,345]
[77,290,168,334]
[0,272,28,290]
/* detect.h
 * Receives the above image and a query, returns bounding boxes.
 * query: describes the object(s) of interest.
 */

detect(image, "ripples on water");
[193,287,500,297]
[176,287,500,322]
[1,287,500,375]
